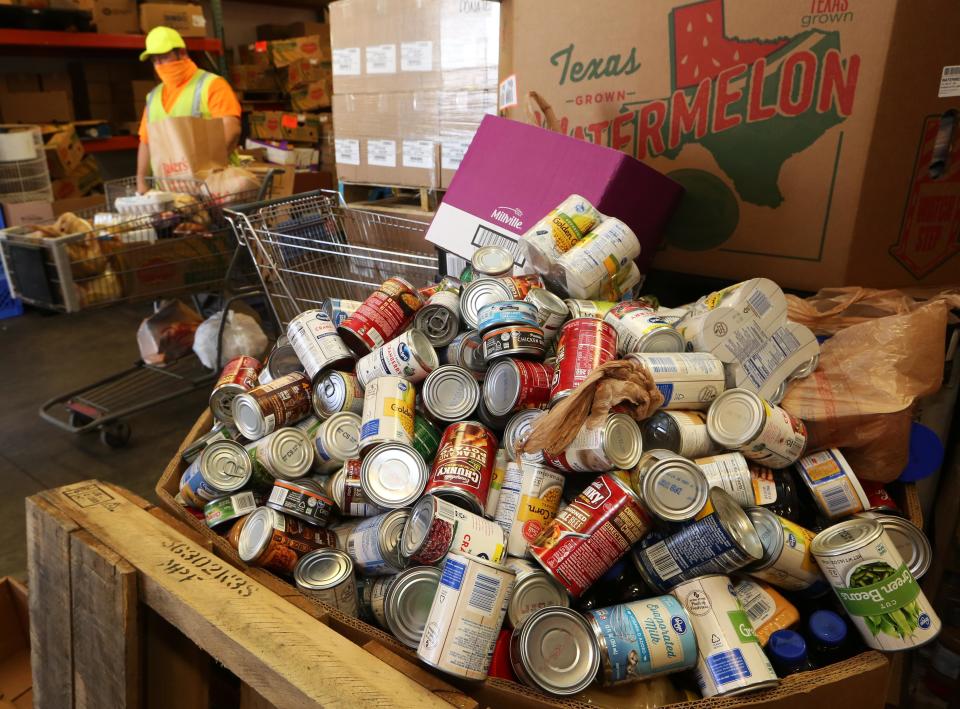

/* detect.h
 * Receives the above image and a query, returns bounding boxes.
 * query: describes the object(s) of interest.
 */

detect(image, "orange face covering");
[154,58,197,88]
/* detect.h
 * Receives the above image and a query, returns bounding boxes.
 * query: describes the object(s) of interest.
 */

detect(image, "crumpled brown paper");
[782,300,947,482]
[521,359,663,457]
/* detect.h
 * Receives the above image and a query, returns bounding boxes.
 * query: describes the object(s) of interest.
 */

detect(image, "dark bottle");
[640,411,715,459]
[806,610,849,667]
[748,464,803,522]
[767,630,815,676]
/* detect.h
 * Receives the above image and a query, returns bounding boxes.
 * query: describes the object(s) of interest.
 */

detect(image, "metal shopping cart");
[1,174,276,446]
[225,190,440,330]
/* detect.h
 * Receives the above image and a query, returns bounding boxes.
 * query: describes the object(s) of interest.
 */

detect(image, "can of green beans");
[811,517,940,651]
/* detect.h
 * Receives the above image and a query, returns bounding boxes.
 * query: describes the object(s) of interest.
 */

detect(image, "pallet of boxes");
[45,124,103,202]
[329,0,499,202]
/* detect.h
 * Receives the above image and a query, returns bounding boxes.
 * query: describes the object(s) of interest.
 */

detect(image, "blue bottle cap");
[600,558,626,582]
[768,629,808,664]
[899,422,944,482]
[809,610,847,646]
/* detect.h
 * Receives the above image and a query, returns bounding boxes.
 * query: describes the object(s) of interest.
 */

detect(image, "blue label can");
[586,595,697,685]
[477,300,540,335]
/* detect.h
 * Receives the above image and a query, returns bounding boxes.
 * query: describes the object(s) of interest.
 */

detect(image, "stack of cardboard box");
[0,73,74,124]
[46,0,139,34]
[44,124,102,199]
[329,0,499,189]
[139,3,207,37]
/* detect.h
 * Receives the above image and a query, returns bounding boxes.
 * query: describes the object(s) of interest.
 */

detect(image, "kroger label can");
[359,376,415,453]
[401,494,506,566]
[493,461,566,558]
[794,448,870,520]
[356,328,439,387]
[341,508,409,576]
[337,277,423,355]
[324,298,361,327]
[418,552,516,680]
[745,507,828,594]
[209,355,262,423]
[520,194,601,273]
[586,596,697,686]
[629,352,725,410]
[287,310,355,380]
[425,422,498,515]
[811,518,941,651]
[672,575,778,697]
[550,318,618,404]
[530,474,654,598]
[694,452,755,507]
[557,218,641,299]
[706,389,807,469]
[604,302,684,355]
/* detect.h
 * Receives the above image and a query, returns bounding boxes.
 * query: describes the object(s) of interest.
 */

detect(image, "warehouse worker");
[136,26,242,193]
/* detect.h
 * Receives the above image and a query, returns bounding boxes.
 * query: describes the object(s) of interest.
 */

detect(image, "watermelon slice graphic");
[671,0,788,89]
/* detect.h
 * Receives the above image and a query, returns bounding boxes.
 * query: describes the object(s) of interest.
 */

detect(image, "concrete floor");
[0,303,209,579]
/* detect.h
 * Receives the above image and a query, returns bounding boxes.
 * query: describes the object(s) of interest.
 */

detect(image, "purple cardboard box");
[426,115,683,274]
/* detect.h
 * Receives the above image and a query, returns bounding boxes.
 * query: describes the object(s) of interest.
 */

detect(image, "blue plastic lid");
[899,422,944,482]
[809,610,847,646]
[768,629,808,663]
[600,559,626,582]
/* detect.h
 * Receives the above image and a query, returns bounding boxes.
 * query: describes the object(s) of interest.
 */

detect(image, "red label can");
[209,355,262,422]
[859,480,901,515]
[550,318,618,404]
[425,422,498,515]
[529,473,653,598]
[337,277,423,355]
[483,359,554,417]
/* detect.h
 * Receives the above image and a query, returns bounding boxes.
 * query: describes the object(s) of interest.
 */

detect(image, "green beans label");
[836,562,926,639]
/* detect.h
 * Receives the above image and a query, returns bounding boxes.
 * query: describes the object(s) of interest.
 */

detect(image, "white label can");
[356,329,438,387]
[287,310,355,379]
[630,352,725,410]
[493,461,565,558]
[417,552,516,680]
[694,452,755,507]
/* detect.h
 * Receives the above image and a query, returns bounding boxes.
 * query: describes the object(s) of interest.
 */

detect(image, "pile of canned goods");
[175,197,940,701]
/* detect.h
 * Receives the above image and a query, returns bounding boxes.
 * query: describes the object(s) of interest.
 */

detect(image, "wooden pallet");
[341,181,445,214]
[27,481,473,709]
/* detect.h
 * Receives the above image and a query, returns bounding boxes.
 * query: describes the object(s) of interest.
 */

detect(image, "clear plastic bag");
[192,310,268,370]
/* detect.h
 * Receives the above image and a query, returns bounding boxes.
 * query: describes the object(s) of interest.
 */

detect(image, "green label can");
[811,518,940,651]
[413,415,442,462]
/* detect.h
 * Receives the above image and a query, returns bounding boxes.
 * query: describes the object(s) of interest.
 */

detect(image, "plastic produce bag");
[782,301,948,482]
[193,310,268,370]
[137,300,203,366]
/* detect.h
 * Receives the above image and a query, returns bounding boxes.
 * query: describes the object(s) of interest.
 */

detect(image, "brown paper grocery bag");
[148,116,228,181]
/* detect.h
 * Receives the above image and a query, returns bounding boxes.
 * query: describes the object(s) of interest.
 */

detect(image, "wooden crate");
[152,413,905,709]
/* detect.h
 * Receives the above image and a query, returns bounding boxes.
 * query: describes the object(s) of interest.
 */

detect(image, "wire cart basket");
[226,190,440,330]
[25,173,276,447]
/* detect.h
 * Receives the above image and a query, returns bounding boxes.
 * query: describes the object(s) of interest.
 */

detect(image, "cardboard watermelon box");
[499,0,960,289]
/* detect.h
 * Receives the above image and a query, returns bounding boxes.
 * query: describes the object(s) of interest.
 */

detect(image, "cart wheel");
[100,422,131,448]
[68,411,94,429]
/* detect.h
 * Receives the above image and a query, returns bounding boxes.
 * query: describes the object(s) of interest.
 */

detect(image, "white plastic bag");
[193,310,268,370]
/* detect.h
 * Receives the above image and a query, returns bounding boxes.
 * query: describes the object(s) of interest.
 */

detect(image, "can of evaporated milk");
[310,412,361,474]
[557,218,641,298]
[356,329,439,387]
[418,552,516,680]
[744,507,828,594]
[414,289,461,348]
[360,443,429,509]
[294,548,359,617]
[329,459,382,517]
[477,301,540,335]
[472,245,515,277]
[520,194,601,273]
[210,355,262,423]
[812,518,941,651]
[232,371,313,440]
[550,318,618,405]
[401,494,507,565]
[524,288,568,344]
[706,388,807,469]
[585,595,698,686]
[543,413,644,473]
[238,506,338,574]
[324,298,362,327]
[460,278,515,330]
[337,277,423,356]
[246,426,315,481]
[179,440,252,508]
[630,450,710,524]
[604,301,684,355]
[641,411,717,459]
[694,452,756,507]
[482,325,546,362]
[671,575,779,697]
[359,375,415,453]
[266,479,337,527]
[483,359,553,418]
[384,565,442,649]
[203,491,261,529]
[339,508,409,575]
[421,365,481,425]
[632,488,763,593]
[493,461,565,558]
[503,557,569,628]
[287,310,355,380]
[426,421,498,514]
[629,352,725,410]
[312,370,364,420]
[510,606,600,695]
[530,473,654,598]
[794,448,870,520]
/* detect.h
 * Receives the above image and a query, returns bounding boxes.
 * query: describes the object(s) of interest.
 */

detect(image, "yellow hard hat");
[140,26,186,61]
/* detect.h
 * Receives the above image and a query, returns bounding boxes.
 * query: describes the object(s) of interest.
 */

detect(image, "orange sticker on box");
[254,41,268,53]
[281,114,299,129]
